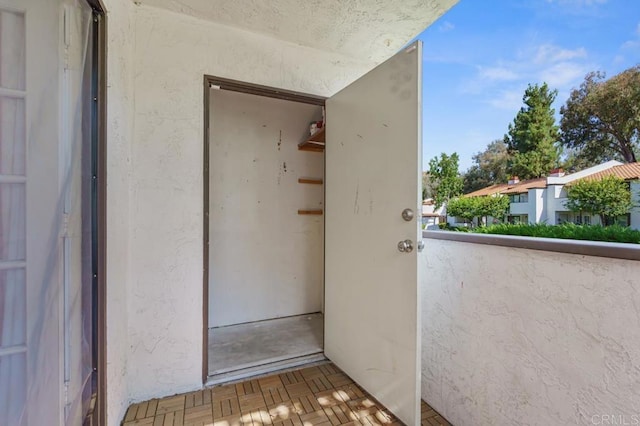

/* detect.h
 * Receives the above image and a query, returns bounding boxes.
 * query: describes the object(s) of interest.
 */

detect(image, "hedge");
[469,223,640,244]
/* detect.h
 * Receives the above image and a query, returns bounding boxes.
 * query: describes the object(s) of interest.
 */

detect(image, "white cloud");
[538,61,589,87]
[487,88,525,111]
[620,22,640,50]
[533,44,587,65]
[438,21,455,32]
[460,42,593,112]
[477,66,520,81]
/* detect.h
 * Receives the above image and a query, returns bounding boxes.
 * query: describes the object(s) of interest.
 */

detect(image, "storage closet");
[207,87,326,380]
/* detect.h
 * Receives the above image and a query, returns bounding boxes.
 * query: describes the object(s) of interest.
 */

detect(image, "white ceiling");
[133,0,458,63]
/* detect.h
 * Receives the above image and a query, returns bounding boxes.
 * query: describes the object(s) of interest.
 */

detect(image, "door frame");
[201,76,325,382]
[82,1,107,424]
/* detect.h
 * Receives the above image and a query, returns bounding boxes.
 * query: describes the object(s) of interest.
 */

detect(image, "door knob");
[397,239,414,253]
[417,240,425,252]
[401,208,414,221]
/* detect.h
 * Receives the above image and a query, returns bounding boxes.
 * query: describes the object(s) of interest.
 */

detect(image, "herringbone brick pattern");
[122,363,451,426]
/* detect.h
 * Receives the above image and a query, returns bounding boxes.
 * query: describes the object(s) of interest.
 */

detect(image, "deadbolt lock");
[401,208,414,222]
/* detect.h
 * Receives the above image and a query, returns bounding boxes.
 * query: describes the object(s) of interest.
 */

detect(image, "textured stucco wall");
[125,3,374,404]
[631,181,640,230]
[134,0,458,64]
[208,90,325,327]
[545,185,564,225]
[102,0,135,424]
[509,200,529,216]
[529,188,545,224]
[421,238,640,425]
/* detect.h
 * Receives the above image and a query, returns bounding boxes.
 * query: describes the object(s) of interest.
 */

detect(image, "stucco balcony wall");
[421,233,640,425]
[508,201,529,215]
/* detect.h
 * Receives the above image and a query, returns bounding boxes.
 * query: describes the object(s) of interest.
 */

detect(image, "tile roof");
[464,178,546,197]
[464,184,509,197]
[501,178,547,194]
[573,162,640,183]
[463,163,640,196]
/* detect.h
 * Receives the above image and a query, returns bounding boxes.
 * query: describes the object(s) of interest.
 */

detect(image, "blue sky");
[417,0,640,171]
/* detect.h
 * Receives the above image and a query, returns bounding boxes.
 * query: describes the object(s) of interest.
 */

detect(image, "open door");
[324,42,422,425]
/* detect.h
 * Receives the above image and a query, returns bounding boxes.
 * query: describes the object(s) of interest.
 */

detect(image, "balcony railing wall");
[421,235,640,425]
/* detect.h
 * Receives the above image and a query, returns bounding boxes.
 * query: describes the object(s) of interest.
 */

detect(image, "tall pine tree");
[504,83,560,179]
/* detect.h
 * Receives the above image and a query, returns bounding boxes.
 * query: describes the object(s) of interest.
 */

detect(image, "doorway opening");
[203,77,327,383]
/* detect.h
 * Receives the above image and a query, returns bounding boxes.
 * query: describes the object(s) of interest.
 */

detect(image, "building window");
[615,214,630,227]
[557,213,568,224]
[507,215,528,224]
[509,193,528,203]
[583,215,591,225]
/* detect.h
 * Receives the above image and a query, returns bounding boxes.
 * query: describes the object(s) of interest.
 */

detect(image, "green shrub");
[472,223,640,244]
[437,223,470,232]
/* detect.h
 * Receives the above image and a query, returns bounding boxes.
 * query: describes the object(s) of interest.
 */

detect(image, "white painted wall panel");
[421,238,640,426]
[208,90,324,327]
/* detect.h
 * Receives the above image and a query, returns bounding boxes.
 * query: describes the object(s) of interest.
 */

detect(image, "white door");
[325,42,423,426]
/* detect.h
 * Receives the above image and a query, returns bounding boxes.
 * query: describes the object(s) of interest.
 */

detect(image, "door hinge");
[62,213,70,237]
[64,380,70,405]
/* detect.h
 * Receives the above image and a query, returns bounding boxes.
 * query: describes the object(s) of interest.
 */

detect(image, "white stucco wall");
[509,200,529,216]
[529,188,545,224]
[102,0,135,424]
[421,238,640,425]
[208,90,324,327]
[545,185,565,225]
[631,181,640,230]
[124,3,374,406]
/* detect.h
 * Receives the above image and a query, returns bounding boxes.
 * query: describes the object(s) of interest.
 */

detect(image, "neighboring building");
[457,160,640,229]
[422,198,446,229]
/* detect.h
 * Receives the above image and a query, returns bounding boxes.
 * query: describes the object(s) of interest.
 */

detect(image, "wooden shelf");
[298,178,323,185]
[298,128,325,152]
[298,209,323,215]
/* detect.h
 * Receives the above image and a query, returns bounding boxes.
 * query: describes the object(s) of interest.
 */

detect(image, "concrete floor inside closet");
[208,313,324,380]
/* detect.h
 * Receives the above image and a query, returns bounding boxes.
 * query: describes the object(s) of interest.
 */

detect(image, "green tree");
[566,176,633,226]
[422,172,432,201]
[447,195,509,226]
[479,195,510,223]
[562,147,603,173]
[463,140,510,193]
[560,65,640,164]
[428,153,463,210]
[504,83,560,179]
[447,197,480,223]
